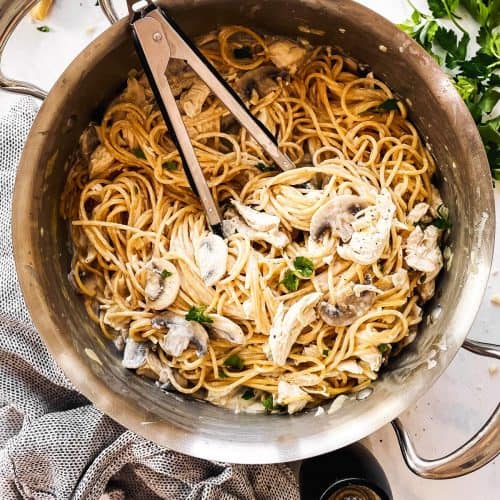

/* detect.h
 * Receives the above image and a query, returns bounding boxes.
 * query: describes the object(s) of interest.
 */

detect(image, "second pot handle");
[99,0,120,25]
[0,0,47,99]
[391,339,500,479]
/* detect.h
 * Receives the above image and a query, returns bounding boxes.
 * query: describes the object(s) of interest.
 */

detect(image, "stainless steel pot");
[3,0,499,476]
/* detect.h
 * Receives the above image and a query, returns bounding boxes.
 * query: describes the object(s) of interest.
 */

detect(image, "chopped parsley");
[233,46,253,59]
[256,162,277,172]
[419,273,427,284]
[262,394,274,411]
[281,269,300,292]
[378,343,390,354]
[37,26,50,32]
[162,161,178,171]
[185,305,213,324]
[432,204,452,229]
[294,256,314,277]
[379,98,399,111]
[397,0,500,179]
[218,370,228,379]
[132,147,146,159]
[281,257,315,291]
[322,349,330,356]
[224,354,244,370]
[160,269,172,279]
[241,389,255,400]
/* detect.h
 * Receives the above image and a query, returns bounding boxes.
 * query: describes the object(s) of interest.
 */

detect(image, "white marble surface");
[0,1,498,498]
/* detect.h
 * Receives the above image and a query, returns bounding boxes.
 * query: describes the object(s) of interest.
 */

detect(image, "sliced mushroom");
[155,312,209,357]
[158,365,189,391]
[166,59,196,97]
[207,314,245,344]
[284,372,322,386]
[276,380,312,414]
[194,233,228,287]
[89,145,115,179]
[358,347,382,374]
[79,124,100,163]
[136,349,163,379]
[120,76,147,107]
[144,258,180,311]
[318,284,376,327]
[231,199,280,232]
[180,78,211,118]
[268,40,306,74]
[404,225,443,282]
[235,65,283,98]
[337,189,396,265]
[391,269,409,289]
[222,216,289,248]
[310,195,369,242]
[268,292,322,366]
[336,359,363,375]
[122,337,147,369]
[312,270,329,293]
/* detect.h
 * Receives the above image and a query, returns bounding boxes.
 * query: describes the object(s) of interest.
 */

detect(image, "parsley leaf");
[218,370,228,379]
[322,349,330,356]
[454,75,477,101]
[379,98,399,111]
[378,343,390,354]
[37,26,50,32]
[160,269,172,279]
[428,0,459,19]
[460,0,490,26]
[132,147,146,159]
[262,394,274,411]
[185,305,213,324]
[224,354,244,370]
[241,389,255,400]
[255,162,277,172]
[432,204,452,229]
[281,270,300,292]
[293,256,314,277]
[162,161,178,171]
[233,46,253,59]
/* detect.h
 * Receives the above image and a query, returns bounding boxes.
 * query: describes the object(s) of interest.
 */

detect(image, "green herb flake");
[379,98,399,111]
[233,46,253,59]
[162,161,178,171]
[224,354,244,370]
[419,274,427,284]
[322,349,330,356]
[132,147,146,160]
[293,256,314,277]
[256,162,277,172]
[262,394,274,411]
[160,269,172,279]
[378,343,390,354]
[185,305,213,324]
[37,26,50,32]
[432,204,452,229]
[281,269,300,292]
[241,389,255,400]
[218,370,229,379]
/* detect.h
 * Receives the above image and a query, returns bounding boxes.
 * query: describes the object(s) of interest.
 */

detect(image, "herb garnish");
[322,349,330,356]
[280,257,315,291]
[294,256,314,277]
[224,354,244,370]
[162,161,178,171]
[132,147,146,159]
[218,370,229,379]
[262,394,274,411]
[185,305,213,324]
[241,389,255,400]
[256,162,277,172]
[281,269,300,292]
[432,204,452,229]
[233,46,253,59]
[379,98,399,111]
[37,26,50,32]
[419,273,427,283]
[160,269,172,279]
[378,343,390,354]
[397,1,500,179]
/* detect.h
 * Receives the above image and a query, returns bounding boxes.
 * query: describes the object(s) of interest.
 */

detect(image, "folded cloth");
[0,97,299,500]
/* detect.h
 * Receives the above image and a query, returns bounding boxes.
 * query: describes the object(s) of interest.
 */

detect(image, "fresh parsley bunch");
[398,0,499,179]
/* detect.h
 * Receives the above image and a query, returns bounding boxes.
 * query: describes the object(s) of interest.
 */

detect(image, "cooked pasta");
[61,26,446,414]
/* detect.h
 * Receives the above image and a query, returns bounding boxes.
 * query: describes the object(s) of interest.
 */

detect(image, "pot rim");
[12,0,495,463]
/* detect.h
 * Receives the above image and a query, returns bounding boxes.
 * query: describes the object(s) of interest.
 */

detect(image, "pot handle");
[391,339,500,479]
[99,0,120,24]
[0,0,48,99]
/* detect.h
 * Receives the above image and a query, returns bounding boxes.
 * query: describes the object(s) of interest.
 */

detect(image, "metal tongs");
[127,0,295,236]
